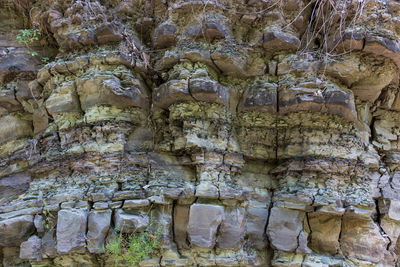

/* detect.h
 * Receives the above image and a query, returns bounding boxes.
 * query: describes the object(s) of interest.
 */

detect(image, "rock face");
[2,0,400,266]
[56,209,87,254]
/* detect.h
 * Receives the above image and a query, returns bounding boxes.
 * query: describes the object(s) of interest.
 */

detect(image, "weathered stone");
[153,79,193,108]
[41,229,57,258]
[239,83,277,113]
[195,181,219,198]
[189,78,229,105]
[217,207,245,249]
[267,206,304,252]
[95,24,122,44]
[173,205,190,249]
[0,173,31,205]
[123,199,150,209]
[308,212,341,255]
[0,89,22,112]
[245,207,269,249]
[113,209,149,233]
[187,204,224,248]
[87,210,111,253]
[262,31,300,52]
[363,36,400,68]
[330,32,364,52]
[0,215,34,246]
[56,209,87,254]
[19,235,42,261]
[341,215,389,263]
[45,83,81,116]
[34,215,45,233]
[0,114,33,144]
[210,50,246,77]
[388,200,400,221]
[76,75,148,110]
[2,247,26,267]
[153,22,177,48]
[279,81,356,121]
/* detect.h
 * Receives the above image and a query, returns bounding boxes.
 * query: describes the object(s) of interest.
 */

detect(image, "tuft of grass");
[105,218,163,267]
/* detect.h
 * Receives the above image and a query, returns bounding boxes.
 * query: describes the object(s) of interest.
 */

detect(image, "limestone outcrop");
[1,0,400,266]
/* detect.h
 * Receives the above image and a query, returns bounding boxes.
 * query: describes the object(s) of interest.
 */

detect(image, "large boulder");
[216,207,245,249]
[187,204,224,248]
[56,209,88,254]
[0,215,35,246]
[86,210,112,253]
[267,206,304,252]
[19,235,42,261]
[340,215,389,263]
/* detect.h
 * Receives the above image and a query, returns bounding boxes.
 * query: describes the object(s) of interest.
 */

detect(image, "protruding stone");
[123,199,150,209]
[189,78,229,106]
[113,209,149,233]
[76,75,148,110]
[56,209,87,254]
[95,24,122,44]
[87,210,112,253]
[331,32,364,52]
[0,114,33,144]
[279,81,356,122]
[153,22,177,48]
[217,207,245,249]
[239,83,277,113]
[267,206,304,252]
[364,36,400,68]
[308,212,341,255]
[45,83,81,116]
[262,31,300,52]
[153,79,193,108]
[19,235,42,261]
[341,215,389,263]
[0,215,34,246]
[187,204,224,248]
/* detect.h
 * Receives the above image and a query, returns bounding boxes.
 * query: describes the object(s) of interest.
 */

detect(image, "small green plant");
[41,57,50,64]
[105,218,163,267]
[16,29,41,57]
[42,199,54,230]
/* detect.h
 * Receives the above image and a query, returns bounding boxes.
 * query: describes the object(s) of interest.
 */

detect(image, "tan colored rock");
[153,22,177,49]
[0,114,32,144]
[308,212,341,255]
[340,215,389,263]
[45,83,81,116]
[262,31,300,52]
[363,36,400,68]
[76,74,148,110]
[153,79,193,108]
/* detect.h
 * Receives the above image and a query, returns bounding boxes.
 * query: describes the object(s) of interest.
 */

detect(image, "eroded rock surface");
[1,0,400,266]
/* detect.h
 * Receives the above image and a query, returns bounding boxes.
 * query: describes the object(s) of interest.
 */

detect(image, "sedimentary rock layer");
[1,0,400,266]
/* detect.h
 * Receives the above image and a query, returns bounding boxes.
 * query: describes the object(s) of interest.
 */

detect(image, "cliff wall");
[1,0,400,266]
